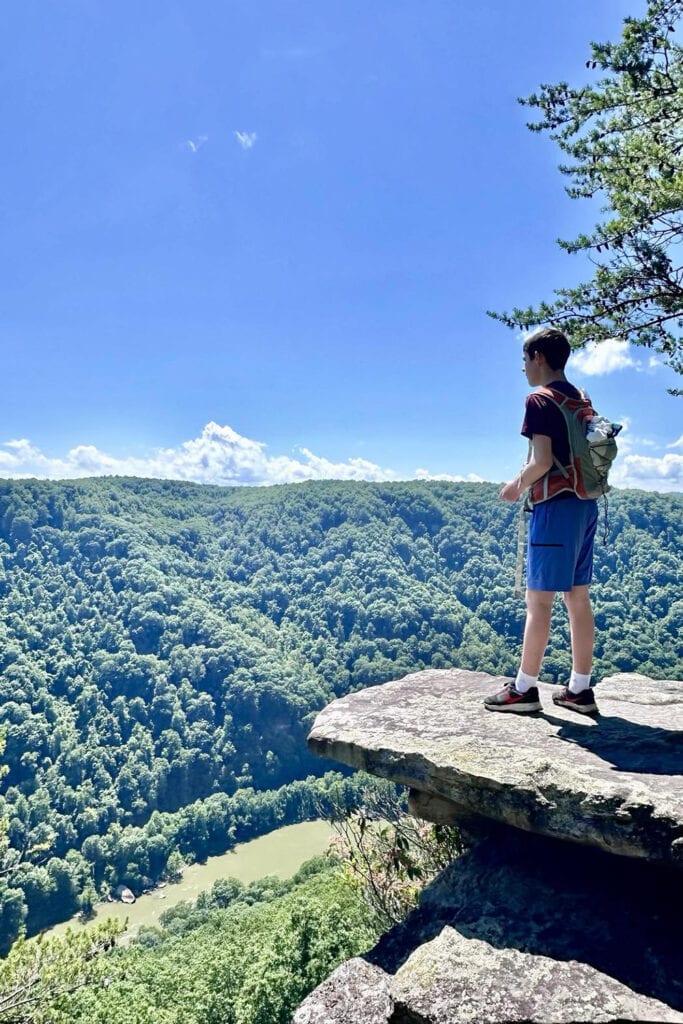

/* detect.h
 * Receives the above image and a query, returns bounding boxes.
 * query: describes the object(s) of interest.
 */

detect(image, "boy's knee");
[525,589,554,612]
[563,585,591,608]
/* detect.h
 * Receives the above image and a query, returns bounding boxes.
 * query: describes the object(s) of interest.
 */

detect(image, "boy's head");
[523,327,571,371]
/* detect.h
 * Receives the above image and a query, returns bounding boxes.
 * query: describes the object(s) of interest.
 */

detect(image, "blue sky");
[1,0,681,491]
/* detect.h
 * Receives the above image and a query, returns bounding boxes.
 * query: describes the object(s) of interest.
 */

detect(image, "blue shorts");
[527,496,598,592]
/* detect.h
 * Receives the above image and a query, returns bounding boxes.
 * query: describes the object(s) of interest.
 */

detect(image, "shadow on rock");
[366,824,683,1011]
[540,711,683,775]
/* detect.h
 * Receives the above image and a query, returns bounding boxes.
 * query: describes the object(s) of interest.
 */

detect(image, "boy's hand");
[499,480,521,502]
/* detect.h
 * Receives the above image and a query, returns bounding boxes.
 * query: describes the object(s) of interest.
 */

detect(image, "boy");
[485,327,599,715]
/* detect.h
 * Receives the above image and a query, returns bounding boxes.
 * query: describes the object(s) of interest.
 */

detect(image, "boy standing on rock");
[485,327,599,715]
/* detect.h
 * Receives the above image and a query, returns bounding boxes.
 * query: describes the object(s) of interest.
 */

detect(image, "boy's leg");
[484,498,596,715]
[483,588,551,713]
[552,501,600,714]
[553,583,598,714]
[562,585,594,677]
[520,589,555,677]
[562,501,598,682]
[515,503,559,689]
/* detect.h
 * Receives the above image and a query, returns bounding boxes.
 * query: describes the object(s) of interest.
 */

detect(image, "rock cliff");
[295,669,683,1023]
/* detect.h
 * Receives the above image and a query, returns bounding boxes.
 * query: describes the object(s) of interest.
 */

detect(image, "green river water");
[48,819,332,941]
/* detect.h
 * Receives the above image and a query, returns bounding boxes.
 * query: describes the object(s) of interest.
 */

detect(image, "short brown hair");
[523,327,571,371]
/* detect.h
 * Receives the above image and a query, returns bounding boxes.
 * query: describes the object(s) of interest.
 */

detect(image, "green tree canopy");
[0,477,681,942]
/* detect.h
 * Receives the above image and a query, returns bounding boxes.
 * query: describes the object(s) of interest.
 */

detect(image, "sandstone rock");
[301,668,683,1022]
[372,826,683,1013]
[391,926,682,1023]
[293,957,393,1024]
[307,669,683,865]
[296,827,683,1022]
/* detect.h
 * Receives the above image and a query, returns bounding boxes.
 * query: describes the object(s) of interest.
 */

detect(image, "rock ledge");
[308,668,683,865]
[297,669,683,1023]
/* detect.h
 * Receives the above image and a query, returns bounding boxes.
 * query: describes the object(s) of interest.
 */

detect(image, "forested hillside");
[0,477,681,948]
[1,851,380,1024]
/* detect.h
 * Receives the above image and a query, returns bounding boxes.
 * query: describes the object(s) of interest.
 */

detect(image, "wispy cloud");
[667,435,683,450]
[414,468,484,483]
[261,45,324,60]
[0,424,480,487]
[572,338,636,376]
[185,135,208,153]
[235,131,257,150]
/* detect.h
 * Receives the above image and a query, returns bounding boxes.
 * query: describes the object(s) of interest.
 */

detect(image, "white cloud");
[611,418,658,455]
[235,131,257,150]
[578,419,681,490]
[185,135,208,153]
[1,422,679,491]
[0,423,482,487]
[572,337,636,376]
[611,452,683,492]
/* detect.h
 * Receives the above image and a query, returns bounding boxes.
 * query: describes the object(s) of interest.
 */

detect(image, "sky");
[1,0,681,493]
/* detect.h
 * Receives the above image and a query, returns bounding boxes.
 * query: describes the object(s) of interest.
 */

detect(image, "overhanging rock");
[300,668,683,1022]
[295,826,683,1022]
[308,668,683,865]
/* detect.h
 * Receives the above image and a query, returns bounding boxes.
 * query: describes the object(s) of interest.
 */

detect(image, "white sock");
[569,670,591,694]
[515,669,538,694]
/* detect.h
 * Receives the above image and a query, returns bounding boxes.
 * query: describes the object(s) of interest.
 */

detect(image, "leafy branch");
[490,0,683,394]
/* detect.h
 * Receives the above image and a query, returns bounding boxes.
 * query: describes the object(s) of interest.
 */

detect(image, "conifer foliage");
[492,0,683,392]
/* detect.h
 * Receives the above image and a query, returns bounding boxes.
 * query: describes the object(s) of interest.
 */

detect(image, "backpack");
[527,386,622,506]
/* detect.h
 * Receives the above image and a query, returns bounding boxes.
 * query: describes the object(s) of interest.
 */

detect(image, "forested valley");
[0,477,681,962]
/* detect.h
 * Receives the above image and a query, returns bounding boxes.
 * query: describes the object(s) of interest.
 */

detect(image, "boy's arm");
[499,434,553,502]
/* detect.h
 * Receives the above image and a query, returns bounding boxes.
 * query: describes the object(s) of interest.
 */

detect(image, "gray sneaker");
[552,685,599,715]
[484,681,542,713]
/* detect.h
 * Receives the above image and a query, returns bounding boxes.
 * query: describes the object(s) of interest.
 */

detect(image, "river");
[47,819,332,941]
